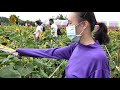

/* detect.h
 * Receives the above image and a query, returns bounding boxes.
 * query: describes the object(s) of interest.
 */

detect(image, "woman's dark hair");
[49,19,54,23]
[76,12,110,45]
[36,20,42,25]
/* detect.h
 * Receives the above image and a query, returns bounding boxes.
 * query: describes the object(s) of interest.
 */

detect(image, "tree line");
[0,15,36,26]
[0,14,67,26]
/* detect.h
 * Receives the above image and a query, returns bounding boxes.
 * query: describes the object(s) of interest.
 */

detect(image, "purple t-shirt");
[16,41,110,78]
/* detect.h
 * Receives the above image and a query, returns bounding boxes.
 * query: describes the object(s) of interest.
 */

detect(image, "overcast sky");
[0,12,120,22]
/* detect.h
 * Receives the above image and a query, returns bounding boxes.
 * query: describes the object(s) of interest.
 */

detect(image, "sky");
[0,12,120,22]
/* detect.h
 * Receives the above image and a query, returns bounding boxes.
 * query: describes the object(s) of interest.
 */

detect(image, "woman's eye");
[68,22,73,26]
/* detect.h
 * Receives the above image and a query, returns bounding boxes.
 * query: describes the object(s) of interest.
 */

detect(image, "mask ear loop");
[76,12,87,37]
[76,21,85,36]
[77,29,84,36]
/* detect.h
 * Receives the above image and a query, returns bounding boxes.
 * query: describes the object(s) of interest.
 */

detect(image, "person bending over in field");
[33,20,44,41]
[12,12,110,78]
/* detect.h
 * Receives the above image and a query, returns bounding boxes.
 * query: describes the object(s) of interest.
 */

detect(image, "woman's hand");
[10,51,22,59]
[12,52,19,56]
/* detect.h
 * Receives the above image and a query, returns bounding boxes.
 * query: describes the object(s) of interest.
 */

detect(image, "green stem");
[18,25,22,46]
[118,44,120,66]
[104,45,116,65]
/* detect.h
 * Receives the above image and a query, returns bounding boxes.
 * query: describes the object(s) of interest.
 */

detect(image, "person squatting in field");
[13,12,110,78]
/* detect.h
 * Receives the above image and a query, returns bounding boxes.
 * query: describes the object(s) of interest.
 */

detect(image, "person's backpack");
[43,26,45,32]
[57,28,62,35]
[41,24,45,32]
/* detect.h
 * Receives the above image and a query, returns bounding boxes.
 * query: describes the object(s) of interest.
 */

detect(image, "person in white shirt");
[34,20,43,41]
[49,19,58,39]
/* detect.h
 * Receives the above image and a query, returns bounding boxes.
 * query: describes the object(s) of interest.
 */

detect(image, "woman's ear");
[82,20,89,30]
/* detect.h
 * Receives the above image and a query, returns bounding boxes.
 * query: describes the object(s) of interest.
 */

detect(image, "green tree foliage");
[0,16,35,26]
[0,17,9,24]
[50,14,67,20]
[55,14,67,20]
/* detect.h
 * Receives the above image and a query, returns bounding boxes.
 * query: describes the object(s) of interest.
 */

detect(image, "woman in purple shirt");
[14,12,110,78]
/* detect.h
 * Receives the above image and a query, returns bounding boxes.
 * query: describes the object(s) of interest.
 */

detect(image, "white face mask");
[66,22,84,42]
[35,23,37,26]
